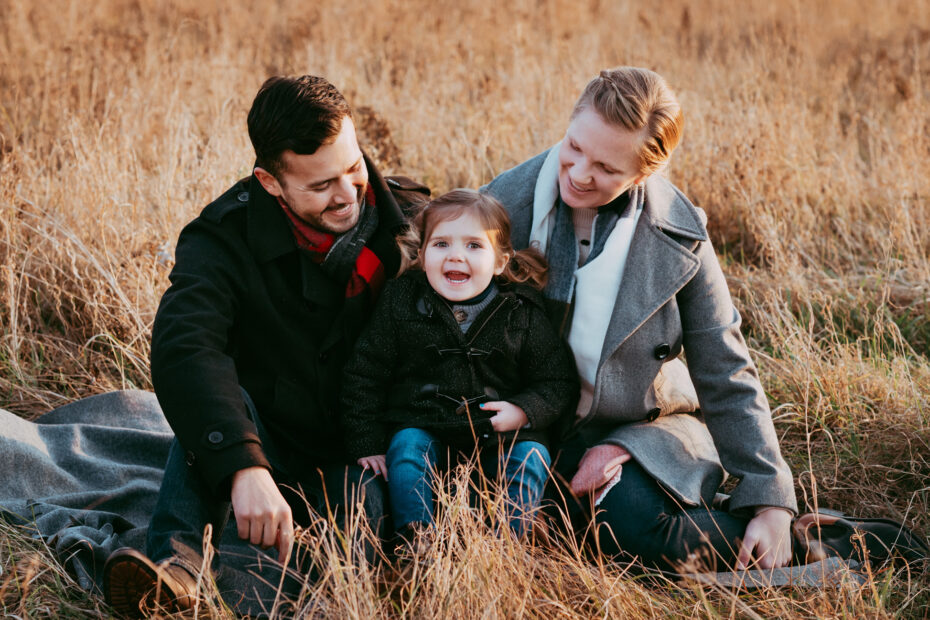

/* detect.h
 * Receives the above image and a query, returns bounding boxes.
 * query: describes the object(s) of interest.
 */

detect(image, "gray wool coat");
[483,148,798,515]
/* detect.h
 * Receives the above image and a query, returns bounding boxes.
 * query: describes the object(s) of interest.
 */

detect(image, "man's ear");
[253,167,284,198]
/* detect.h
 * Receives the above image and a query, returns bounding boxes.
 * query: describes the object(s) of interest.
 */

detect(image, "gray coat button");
[207,431,224,444]
[237,191,249,202]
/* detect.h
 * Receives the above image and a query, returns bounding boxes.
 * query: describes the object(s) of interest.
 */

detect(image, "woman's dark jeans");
[551,433,749,572]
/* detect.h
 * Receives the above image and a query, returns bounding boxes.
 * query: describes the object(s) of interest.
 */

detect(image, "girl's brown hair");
[400,189,548,290]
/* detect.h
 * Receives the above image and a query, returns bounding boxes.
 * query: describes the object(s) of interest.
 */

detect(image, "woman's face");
[558,107,649,209]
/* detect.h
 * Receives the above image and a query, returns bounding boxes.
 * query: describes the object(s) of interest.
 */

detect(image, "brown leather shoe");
[103,548,199,617]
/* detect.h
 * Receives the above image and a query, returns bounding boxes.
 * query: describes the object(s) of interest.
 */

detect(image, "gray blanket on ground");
[0,390,303,615]
[0,389,863,610]
[0,390,172,592]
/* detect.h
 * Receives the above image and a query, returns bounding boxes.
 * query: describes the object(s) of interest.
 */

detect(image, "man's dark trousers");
[147,390,387,611]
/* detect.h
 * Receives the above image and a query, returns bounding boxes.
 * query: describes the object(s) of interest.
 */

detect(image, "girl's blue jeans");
[386,427,550,537]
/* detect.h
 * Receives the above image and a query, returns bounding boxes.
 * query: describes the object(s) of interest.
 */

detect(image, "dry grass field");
[2,0,930,616]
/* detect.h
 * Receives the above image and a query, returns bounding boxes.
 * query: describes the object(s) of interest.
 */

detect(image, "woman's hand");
[358,455,388,480]
[481,401,529,432]
[569,443,631,497]
[736,506,793,569]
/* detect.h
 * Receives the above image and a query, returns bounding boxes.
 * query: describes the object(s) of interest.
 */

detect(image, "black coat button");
[237,191,249,202]
[654,343,671,360]
[185,451,196,465]
[319,351,329,363]
[207,431,224,444]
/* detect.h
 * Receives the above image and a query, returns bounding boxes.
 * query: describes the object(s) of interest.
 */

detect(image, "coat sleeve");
[675,236,797,515]
[151,220,270,495]
[506,301,579,432]
[340,284,399,461]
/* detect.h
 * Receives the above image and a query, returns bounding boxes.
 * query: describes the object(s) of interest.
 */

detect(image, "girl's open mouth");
[444,271,470,283]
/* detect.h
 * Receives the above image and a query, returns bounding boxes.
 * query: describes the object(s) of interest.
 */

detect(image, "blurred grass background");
[1,0,929,616]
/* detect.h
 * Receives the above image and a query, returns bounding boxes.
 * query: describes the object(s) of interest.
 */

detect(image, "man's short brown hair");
[247,75,352,178]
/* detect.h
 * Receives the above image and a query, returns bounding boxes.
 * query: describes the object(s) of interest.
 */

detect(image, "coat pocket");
[644,357,699,419]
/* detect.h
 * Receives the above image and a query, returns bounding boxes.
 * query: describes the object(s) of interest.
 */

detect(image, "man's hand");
[230,466,293,561]
[358,455,388,480]
[569,443,631,497]
[736,506,793,569]
[481,401,529,432]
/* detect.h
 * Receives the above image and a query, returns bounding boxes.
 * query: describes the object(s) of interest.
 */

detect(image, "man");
[103,75,427,616]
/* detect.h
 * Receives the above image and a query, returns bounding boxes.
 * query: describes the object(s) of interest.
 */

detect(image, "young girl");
[341,189,578,541]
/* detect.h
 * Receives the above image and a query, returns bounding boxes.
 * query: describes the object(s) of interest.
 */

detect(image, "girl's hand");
[358,455,388,481]
[481,401,529,432]
[736,506,793,569]
[569,444,631,497]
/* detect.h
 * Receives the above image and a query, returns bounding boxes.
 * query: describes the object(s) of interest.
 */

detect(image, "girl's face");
[558,107,649,209]
[421,212,507,302]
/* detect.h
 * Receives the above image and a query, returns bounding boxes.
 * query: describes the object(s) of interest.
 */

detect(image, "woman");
[483,66,796,570]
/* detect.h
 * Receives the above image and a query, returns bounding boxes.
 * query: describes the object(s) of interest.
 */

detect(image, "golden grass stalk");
[1,0,929,616]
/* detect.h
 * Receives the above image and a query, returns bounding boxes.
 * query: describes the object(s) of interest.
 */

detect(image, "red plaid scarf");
[278,185,386,298]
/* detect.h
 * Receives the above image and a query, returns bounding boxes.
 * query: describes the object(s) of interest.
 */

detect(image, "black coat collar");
[244,153,407,265]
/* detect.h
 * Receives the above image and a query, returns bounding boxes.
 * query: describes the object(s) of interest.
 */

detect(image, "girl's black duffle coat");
[341,270,579,460]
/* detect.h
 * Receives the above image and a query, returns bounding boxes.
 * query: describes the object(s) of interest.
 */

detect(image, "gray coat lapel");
[482,149,549,251]
[485,156,709,370]
[510,199,533,249]
[598,177,706,367]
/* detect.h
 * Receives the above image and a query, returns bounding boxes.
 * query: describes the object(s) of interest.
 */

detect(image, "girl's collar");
[448,281,498,306]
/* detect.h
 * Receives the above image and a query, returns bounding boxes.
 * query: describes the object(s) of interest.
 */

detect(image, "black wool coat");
[341,270,579,460]
[151,158,427,494]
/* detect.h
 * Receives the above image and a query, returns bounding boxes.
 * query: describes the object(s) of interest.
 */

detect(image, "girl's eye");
[570,141,580,152]
[466,241,483,249]
[432,240,448,248]
[601,165,617,174]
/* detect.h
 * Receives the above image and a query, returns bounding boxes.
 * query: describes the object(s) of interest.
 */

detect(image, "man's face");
[255,116,369,234]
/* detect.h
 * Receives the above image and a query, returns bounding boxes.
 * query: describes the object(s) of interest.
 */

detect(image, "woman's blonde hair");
[400,189,548,290]
[572,66,684,175]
